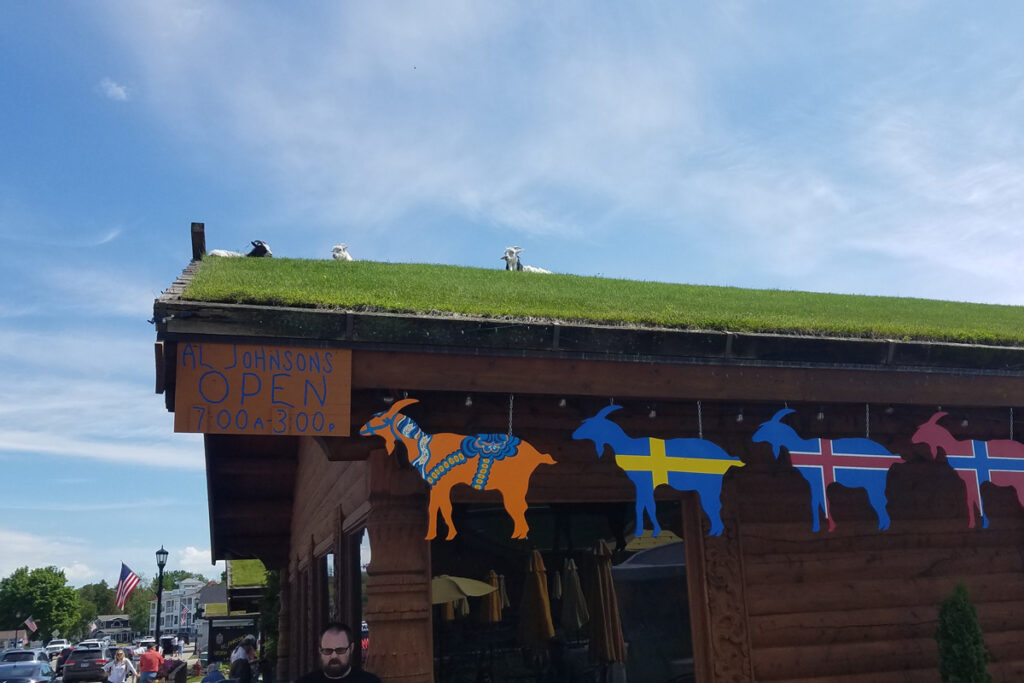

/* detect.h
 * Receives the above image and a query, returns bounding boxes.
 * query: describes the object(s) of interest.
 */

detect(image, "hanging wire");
[865,403,870,439]
[1011,407,1015,441]
[508,393,515,437]
[697,400,703,439]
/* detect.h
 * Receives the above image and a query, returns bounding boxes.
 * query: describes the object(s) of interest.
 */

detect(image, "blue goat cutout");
[573,405,745,536]
[752,408,902,532]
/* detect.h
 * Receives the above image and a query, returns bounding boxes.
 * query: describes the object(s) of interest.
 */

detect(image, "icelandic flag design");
[787,438,901,530]
[944,440,1024,528]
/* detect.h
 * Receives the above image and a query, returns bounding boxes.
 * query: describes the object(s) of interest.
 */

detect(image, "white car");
[45,640,69,657]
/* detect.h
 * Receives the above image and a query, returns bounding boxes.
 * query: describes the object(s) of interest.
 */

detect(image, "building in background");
[93,615,132,643]
[149,578,205,639]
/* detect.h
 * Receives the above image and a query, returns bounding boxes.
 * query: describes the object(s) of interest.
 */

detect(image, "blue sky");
[2,2,1024,588]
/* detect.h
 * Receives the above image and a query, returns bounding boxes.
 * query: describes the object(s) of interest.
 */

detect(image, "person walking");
[138,644,163,683]
[293,622,380,683]
[103,649,138,683]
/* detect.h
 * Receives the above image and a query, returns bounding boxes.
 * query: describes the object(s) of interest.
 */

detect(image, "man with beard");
[294,623,380,683]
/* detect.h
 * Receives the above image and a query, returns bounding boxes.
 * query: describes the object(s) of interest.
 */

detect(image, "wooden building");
[153,238,1024,682]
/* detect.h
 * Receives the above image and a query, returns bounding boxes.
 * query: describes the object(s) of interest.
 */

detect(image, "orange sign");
[174,342,351,436]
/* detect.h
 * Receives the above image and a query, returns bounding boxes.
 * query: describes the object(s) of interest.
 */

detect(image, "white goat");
[500,246,551,273]
[332,244,353,261]
[208,240,273,258]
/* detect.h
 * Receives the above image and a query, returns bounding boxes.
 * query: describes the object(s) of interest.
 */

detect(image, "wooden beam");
[216,501,292,520]
[350,351,1024,407]
[154,342,165,394]
[311,435,375,461]
[191,222,206,261]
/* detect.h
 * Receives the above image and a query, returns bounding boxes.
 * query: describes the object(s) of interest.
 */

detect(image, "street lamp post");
[154,546,169,646]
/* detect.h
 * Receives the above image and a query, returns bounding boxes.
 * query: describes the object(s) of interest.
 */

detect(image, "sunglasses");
[319,645,352,656]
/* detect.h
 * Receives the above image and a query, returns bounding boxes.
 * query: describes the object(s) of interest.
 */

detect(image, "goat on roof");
[501,246,551,273]
[208,240,273,258]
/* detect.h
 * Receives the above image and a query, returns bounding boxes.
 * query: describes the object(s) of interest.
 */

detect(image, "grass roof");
[227,559,266,587]
[180,258,1024,347]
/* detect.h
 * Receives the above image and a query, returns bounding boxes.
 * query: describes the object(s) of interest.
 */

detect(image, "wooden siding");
[286,436,372,680]
[730,463,1024,682]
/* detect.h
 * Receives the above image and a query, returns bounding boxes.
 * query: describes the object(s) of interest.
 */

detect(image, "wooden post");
[276,571,291,683]
[191,222,206,261]
[364,452,432,682]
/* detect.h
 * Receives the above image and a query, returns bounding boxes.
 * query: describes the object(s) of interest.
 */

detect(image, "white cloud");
[98,77,129,101]
[0,527,98,582]
[62,562,99,584]
[178,547,223,577]
[0,430,203,469]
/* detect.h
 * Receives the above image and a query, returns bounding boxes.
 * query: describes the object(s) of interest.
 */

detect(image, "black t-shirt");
[293,669,381,683]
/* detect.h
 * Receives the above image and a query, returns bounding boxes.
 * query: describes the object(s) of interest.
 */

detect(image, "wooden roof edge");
[152,298,1024,377]
[155,261,202,307]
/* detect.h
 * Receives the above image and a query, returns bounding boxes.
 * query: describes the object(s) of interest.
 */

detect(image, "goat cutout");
[753,408,902,532]
[360,398,555,540]
[572,405,744,536]
[912,411,1024,529]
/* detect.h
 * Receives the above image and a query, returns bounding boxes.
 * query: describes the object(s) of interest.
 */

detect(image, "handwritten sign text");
[174,342,351,436]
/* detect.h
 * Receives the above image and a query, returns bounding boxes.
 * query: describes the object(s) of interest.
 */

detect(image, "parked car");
[0,650,49,663]
[44,640,69,658]
[61,648,114,683]
[0,660,56,683]
[54,648,73,676]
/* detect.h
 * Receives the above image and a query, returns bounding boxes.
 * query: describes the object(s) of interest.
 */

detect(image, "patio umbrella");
[498,574,510,608]
[561,558,589,636]
[517,550,555,648]
[550,567,563,601]
[431,575,497,604]
[586,540,626,665]
[478,570,503,624]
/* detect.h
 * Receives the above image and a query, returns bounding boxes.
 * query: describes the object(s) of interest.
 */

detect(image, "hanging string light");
[697,400,703,439]
[507,393,514,437]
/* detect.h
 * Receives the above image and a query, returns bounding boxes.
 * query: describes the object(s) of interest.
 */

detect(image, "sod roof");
[179,258,1024,348]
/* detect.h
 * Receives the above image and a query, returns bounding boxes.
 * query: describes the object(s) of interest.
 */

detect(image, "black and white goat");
[208,240,273,258]
[332,244,353,261]
[500,246,551,273]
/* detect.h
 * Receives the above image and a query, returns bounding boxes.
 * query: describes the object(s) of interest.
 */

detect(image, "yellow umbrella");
[517,550,555,648]
[431,574,497,604]
[478,570,503,624]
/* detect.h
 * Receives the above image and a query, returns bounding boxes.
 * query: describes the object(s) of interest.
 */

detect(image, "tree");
[150,570,206,592]
[936,583,992,683]
[0,566,79,641]
[78,581,117,616]
[125,586,156,635]
[258,571,280,670]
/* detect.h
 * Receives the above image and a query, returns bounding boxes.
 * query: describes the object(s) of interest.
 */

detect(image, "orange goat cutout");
[360,398,556,540]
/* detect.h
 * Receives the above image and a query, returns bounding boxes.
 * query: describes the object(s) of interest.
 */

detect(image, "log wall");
[724,454,1024,682]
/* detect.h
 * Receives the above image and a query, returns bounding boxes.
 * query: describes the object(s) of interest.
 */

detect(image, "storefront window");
[431,500,694,682]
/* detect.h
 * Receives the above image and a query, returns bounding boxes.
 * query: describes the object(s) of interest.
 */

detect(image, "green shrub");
[935,583,991,683]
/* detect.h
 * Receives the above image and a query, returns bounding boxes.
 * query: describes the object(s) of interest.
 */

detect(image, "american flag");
[89,621,97,633]
[23,616,37,633]
[115,563,141,610]
[180,605,190,627]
